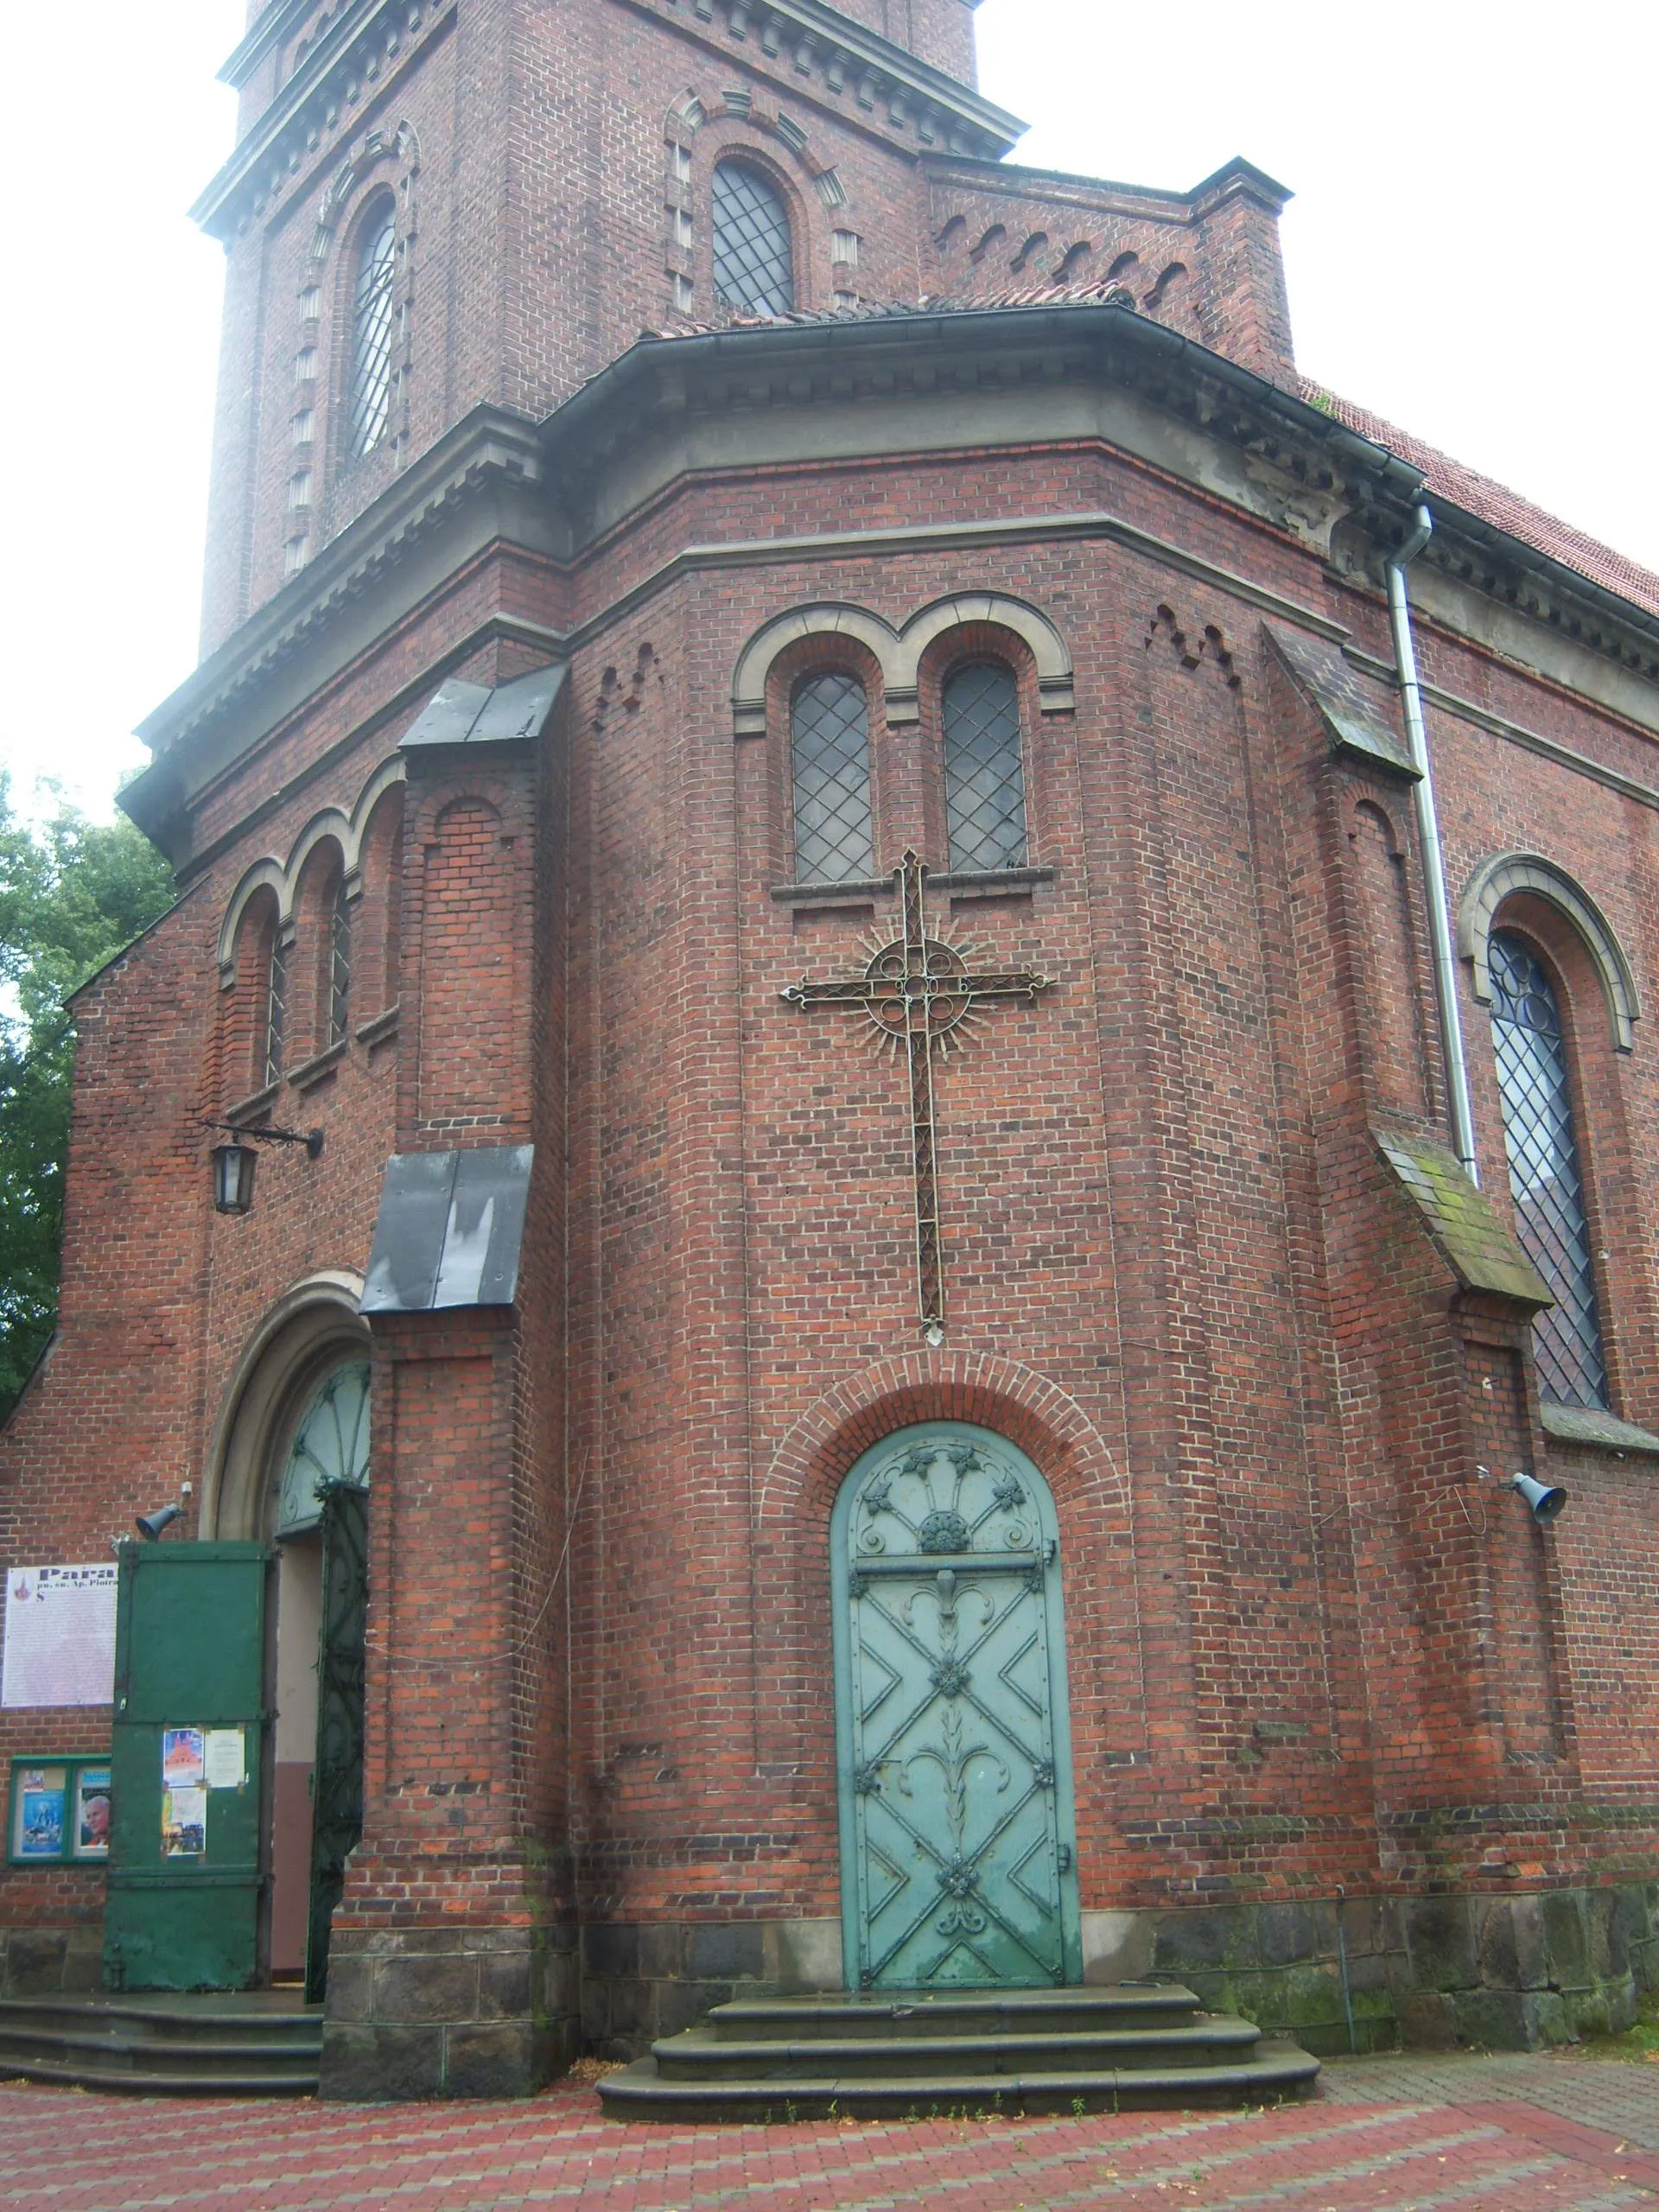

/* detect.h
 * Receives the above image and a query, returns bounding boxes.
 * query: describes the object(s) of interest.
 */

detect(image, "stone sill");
[1540,1402,1659,1456]
[770,867,1055,906]
[355,1003,401,1049]
[225,1080,281,1126]
[288,1039,348,1093]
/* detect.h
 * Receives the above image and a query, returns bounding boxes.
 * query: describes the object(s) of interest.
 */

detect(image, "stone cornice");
[626,0,1020,159]
[193,0,454,242]
[135,408,550,767]
[220,0,317,90]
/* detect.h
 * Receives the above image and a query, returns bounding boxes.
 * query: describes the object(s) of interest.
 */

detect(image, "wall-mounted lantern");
[206,1122,324,1216]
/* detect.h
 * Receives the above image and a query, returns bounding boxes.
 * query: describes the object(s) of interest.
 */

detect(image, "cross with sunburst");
[781,851,1052,1339]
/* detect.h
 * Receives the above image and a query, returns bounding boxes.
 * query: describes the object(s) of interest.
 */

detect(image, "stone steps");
[599,1984,1321,2121]
[0,1994,322,2095]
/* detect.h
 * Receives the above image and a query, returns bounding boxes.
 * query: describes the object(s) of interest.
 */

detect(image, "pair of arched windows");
[790,662,1028,883]
[1487,931,1607,1409]
[254,874,354,1096]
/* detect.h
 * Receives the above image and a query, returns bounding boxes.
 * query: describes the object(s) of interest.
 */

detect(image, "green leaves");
[0,776,175,1419]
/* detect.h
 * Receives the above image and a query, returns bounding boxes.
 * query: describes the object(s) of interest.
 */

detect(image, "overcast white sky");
[2,1,1653,824]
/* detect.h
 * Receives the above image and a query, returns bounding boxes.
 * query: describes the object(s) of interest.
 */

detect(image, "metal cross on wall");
[782,851,1052,1340]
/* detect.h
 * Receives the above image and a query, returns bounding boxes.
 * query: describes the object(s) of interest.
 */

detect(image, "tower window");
[263,935,288,1091]
[944,662,1027,872]
[712,162,794,317]
[1489,929,1609,1408]
[792,673,874,883]
[348,207,397,460]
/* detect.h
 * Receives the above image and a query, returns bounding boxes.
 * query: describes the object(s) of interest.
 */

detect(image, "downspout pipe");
[1387,505,1480,1185]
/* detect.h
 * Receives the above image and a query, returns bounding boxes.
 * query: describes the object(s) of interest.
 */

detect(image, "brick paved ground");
[3,2053,1657,2211]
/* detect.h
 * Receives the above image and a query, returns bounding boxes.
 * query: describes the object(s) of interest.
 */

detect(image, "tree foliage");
[0,777,175,1420]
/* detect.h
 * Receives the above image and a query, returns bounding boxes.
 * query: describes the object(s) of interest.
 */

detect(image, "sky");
[2,0,1653,825]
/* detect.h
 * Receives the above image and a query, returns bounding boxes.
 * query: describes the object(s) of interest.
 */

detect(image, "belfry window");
[1489,930,1609,1408]
[348,207,397,460]
[944,662,1027,872]
[712,162,794,317]
[792,674,874,882]
[327,877,353,1047]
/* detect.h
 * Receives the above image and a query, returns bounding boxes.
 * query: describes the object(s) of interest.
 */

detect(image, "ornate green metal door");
[305,1478,369,2003]
[831,1423,1082,1991]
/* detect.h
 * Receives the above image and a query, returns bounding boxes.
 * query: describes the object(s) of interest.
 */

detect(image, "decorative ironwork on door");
[831,1424,1081,1991]
[307,1478,368,2003]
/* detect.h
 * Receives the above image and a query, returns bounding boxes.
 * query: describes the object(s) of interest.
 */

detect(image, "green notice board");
[104,1542,270,1993]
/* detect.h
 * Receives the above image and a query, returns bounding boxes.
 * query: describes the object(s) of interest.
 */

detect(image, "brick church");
[3,0,1659,2106]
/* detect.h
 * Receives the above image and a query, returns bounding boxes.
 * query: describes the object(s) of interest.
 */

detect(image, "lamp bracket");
[205,1119,324,1160]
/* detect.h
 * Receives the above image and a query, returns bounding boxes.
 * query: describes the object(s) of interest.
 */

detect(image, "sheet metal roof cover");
[398,664,566,752]
[360,1147,534,1312]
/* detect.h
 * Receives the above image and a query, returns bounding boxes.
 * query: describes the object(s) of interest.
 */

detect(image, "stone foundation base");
[0,1927,104,1999]
[320,1925,579,2101]
[582,1918,840,2060]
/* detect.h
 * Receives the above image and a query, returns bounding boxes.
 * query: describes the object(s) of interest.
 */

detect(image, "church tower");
[5,0,1659,2107]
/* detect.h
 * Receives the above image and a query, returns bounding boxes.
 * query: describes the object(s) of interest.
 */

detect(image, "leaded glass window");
[713,162,794,317]
[1489,931,1609,1408]
[276,1360,371,1538]
[792,674,874,882]
[348,208,397,461]
[944,661,1027,872]
[263,935,287,1090]
[327,879,353,1047]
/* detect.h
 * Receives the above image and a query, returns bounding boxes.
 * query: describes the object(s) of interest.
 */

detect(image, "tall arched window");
[713,162,794,317]
[944,661,1027,871]
[347,206,397,460]
[1489,930,1609,1408]
[263,931,288,1091]
[327,876,353,1047]
[791,674,874,882]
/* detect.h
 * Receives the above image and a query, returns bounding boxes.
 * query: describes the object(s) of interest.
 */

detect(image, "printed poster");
[15,1766,66,1859]
[74,1767,111,1859]
[2,1564,118,1708]
[203,1729,245,1789]
[162,1788,207,1857]
[161,1727,205,1790]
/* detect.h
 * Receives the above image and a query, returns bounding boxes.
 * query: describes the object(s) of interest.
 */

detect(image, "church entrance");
[266,1360,370,1998]
[831,1423,1082,1992]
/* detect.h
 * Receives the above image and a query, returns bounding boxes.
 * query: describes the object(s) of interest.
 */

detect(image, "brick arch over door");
[752,1350,1149,1810]
[732,594,1076,737]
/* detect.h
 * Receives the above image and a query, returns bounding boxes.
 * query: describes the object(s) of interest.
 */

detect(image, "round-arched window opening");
[348,207,397,461]
[275,1359,372,1539]
[712,161,795,317]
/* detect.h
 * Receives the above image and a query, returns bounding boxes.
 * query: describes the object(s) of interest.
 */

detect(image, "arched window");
[1489,930,1609,1408]
[347,206,397,460]
[791,673,874,882]
[275,1358,372,1538]
[944,661,1027,871]
[713,162,794,317]
[263,930,288,1090]
[327,875,353,1047]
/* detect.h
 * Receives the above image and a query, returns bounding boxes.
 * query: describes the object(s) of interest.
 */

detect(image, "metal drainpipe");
[1387,505,1480,1184]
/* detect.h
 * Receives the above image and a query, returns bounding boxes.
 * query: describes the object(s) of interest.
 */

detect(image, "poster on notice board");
[2,1565,118,1708]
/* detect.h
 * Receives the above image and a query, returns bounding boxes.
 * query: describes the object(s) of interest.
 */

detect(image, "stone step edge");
[599,2048,1321,2118]
[0,2029,323,2067]
[0,2056,318,2098]
[0,1997,321,2035]
[713,1985,1202,2021]
[653,2024,1263,2070]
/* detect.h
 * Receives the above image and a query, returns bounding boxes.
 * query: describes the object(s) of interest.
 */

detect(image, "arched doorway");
[264,1359,370,1993]
[830,1422,1082,1992]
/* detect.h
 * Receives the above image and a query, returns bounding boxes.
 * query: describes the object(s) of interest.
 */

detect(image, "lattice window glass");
[263,936,287,1090]
[328,879,353,1047]
[1490,931,1609,1408]
[944,662,1027,872]
[712,162,794,316]
[348,209,397,461]
[792,674,874,883]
